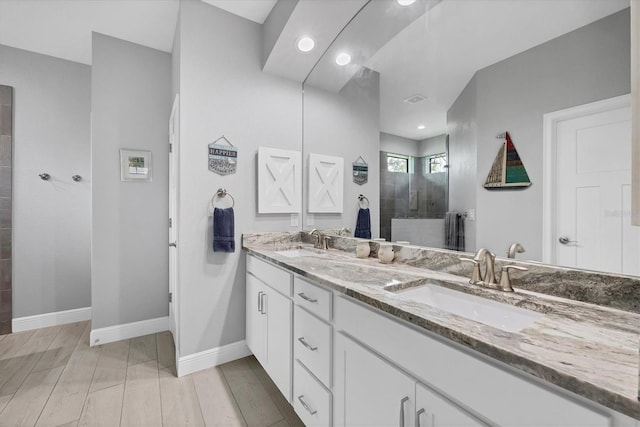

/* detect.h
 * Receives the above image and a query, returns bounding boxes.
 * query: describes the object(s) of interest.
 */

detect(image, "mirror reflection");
[303,0,639,277]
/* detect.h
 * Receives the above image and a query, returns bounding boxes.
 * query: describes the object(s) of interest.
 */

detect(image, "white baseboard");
[177,340,251,377]
[12,307,92,332]
[90,316,169,347]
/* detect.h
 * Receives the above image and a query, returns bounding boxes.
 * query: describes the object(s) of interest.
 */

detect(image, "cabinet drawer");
[293,360,332,427]
[294,277,332,321]
[294,305,332,388]
[247,255,292,296]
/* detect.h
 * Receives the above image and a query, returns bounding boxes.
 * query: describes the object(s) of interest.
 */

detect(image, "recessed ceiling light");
[397,0,416,6]
[335,52,352,66]
[417,124,426,130]
[297,36,315,53]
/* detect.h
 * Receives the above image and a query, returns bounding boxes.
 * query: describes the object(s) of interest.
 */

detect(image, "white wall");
[303,70,381,234]
[380,132,418,157]
[91,33,171,329]
[0,45,91,317]
[177,0,302,357]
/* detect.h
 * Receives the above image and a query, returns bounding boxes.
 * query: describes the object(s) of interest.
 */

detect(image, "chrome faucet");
[507,242,525,259]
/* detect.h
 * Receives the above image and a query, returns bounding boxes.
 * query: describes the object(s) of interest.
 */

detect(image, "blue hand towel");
[354,208,371,239]
[213,207,235,253]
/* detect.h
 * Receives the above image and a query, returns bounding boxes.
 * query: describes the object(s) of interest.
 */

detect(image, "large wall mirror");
[302,0,639,277]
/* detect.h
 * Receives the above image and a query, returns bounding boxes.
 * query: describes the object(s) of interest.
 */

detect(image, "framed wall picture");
[120,149,152,182]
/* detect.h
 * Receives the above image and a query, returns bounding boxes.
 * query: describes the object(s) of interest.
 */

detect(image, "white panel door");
[246,275,267,365]
[258,146,302,213]
[264,286,292,402]
[308,153,344,213]
[168,94,179,341]
[556,100,640,275]
[334,333,415,427]
[415,383,484,427]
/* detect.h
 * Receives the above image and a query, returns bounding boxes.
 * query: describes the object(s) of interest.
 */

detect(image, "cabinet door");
[415,383,485,427]
[335,333,415,427]
[246,274,267,365]
[264,286,292,402]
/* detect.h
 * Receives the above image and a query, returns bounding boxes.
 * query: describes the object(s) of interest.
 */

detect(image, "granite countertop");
[242,234,640,420]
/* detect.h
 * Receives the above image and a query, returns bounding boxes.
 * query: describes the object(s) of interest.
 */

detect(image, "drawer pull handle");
[298,337,318,351]
[298,395,317,415]
[298,292,318,303]
[415,408,425,427]
[399,396,409,427]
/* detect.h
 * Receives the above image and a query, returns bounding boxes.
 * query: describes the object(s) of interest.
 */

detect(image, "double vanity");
[243,232,640,426]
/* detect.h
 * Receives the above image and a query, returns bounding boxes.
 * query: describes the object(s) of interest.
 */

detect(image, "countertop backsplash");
[243,231,640,314]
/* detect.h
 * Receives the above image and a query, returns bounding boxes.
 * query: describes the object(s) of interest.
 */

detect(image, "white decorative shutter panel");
[258,147,302,213]
[308,153,344,213]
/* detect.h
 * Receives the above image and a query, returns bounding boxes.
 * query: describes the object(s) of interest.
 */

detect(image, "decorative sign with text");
[208,136,237,176]
[352,156,368,185]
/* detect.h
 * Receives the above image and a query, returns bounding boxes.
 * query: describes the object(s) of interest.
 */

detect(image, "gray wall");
[303,70,381,234]
[476,8,630,260]
[177,0,302,357]
[91,33,171,329]
[447,75,477,253]
[448,8,630,259]
[380,132,418,157]
[419,134,447,157]
[0,45,91,318]
[172,14,181,99]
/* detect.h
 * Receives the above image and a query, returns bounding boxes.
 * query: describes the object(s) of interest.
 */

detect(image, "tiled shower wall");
[380,151,448,241]
[0,85,12,335]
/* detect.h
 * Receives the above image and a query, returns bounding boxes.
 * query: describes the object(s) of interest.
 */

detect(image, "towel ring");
[357,194,369,209]
[211,188,235,209]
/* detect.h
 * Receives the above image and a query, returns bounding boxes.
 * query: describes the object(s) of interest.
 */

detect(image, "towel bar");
[211,188,235,209]
[357,194,369,208]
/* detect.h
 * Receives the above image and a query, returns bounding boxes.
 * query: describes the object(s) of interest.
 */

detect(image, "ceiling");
[366,0,630,140]
[0,0,180,65]
[202,0,277,24]
[0,0,281,66]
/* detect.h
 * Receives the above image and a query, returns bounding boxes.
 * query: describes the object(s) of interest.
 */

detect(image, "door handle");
[399,396,409,427]
[260,292,266,314]
[298,337,318,351]
[257,291,263,313]
[298,292,318,303]
[558,236,578,245]
[298,395,317,415]
[415,408,425,427]
[169,242,177,247]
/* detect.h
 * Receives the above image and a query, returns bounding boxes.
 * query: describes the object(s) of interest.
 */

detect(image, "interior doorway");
[543,94,639,275]
[168,94,179,346]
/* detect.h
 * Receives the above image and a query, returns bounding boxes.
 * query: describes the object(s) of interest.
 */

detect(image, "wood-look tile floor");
[0,322,304,427]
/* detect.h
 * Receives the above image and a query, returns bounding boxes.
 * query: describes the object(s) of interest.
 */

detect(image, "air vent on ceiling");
[403,94,426,104]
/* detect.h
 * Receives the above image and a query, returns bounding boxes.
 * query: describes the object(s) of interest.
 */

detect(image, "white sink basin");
[395,284,542,332]
[275,249,317,258]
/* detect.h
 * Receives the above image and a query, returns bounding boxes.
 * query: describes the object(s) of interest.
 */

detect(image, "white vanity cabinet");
[246,256,293,402]
[245,254,638,427]
[334,333,485,427]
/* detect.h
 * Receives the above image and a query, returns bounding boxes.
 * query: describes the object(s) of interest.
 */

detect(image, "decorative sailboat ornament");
[484,131,531,189]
